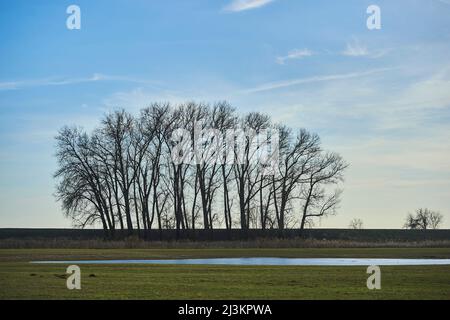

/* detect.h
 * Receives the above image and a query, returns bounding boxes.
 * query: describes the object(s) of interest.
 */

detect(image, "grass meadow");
[1,248,449,299]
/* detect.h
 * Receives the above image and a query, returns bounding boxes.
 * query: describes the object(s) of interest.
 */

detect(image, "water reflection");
[31,257,450,266]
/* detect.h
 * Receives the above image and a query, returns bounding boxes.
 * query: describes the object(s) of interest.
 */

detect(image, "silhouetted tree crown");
[404,208,443,230]
[54,102,347,233]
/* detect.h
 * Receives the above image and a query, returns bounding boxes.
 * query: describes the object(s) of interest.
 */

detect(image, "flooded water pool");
[31,257,450,266]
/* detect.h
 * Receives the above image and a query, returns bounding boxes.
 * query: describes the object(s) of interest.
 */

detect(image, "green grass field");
[1,248,449,299]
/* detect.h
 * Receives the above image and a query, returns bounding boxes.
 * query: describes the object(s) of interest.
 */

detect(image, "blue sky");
[1,0,450,228]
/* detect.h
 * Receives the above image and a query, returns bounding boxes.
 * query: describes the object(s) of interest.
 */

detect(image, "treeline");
[55,102,347,235]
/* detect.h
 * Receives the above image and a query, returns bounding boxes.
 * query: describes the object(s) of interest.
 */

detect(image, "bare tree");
[233,112,272,229]
[299,152,347,230]
[55,127,114,233]
[349,218,363,229]
[272,128,321,229]
[213,102,237,230]
[101,110,137,231]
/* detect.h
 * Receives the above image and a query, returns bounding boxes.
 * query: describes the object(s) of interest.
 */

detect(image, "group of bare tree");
[404,208,444,230]
[54,102,347,235]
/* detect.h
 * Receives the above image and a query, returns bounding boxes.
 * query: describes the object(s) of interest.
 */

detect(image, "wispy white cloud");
[276,48,313,65]
[101,77,240,113]
[241,67,393,93]
[223,0,275,12]
[261,65,450,132]
[342,41,369,57]
[0,81,18,90]
[436,0,450,5]
[101,87,187,113]
[246,64,450,228]
[0,73,157,91]
[341,39,390,58]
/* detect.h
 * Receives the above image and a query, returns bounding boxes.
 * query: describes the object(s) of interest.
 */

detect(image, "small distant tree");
[403,208,443,230]
[349,218,363,229]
